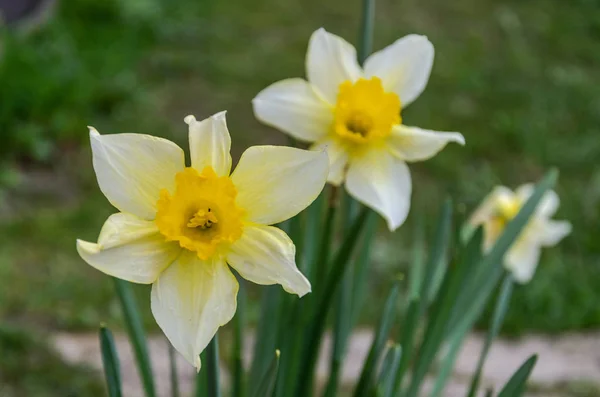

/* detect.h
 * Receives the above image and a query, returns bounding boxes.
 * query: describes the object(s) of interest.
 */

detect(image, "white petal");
[516,184,560,218]
[227,224,311,297]
[231,146,329,225]
[76,213,180,284]
[306,28,362,103]
[505,241,541,284]
[345,148,411,231]
[364,34,434,107]
[252,78,333,142]
[90,128,185,220]
[535,219,572,246]
[388,125,465,162]
[151,252,238,370]
[186,112,232,177]
[310,138,349,186]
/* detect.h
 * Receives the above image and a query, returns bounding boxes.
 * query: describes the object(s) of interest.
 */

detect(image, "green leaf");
[195,351,208,397]
[113,278,156,397]
[168,342,180,397]
[313,190,337,293]
[375,345,402,397]
[321,270,352,397]
[408,217,426,300]
[420,199,453,306]
[467,274,514,397]
[249,286,282,396]
[430,229,484,397]
[404,201,455,396]
[253,350,281,397]
[350,211,379,323]
[497,354,538,397]
[324,206,377,397]
[206,335,221,397]
[233,280,246,397]
[429,327,467,397]
[353,282,400,397]
[274,194,328,397]
[294,207,370,397]
[391,297,420,396]
[99,325,122,397]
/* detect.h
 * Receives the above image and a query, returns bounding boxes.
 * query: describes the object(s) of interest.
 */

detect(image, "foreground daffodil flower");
[76,112,328,369]
[469,184,571,283]
[253,28,465,230]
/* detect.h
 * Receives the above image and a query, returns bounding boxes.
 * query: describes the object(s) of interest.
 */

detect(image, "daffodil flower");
[76,112,329,369]
[252,28,465,231]
[469,184,571,283]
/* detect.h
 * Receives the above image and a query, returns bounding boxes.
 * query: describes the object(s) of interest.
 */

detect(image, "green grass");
[1,0,599,341]
[0,325,104,396]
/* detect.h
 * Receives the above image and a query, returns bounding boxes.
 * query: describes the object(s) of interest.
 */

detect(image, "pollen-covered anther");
[187,208,219,229]
[346,113,372,137]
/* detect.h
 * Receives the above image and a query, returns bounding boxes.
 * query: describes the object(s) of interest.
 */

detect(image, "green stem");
[357,0,375,65]
[206,335,221,397]
[113,279,156,397]
[294,207,370,397]
[467,274,514,397]
[168,342,179,397]
[195,351,208,397]
[314,187,338,291]
[233,281,246,397]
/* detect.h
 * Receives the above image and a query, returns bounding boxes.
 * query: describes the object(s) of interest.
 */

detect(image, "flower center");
[155,167,244,260]
[333,77,401,144]
[494,196,522,225]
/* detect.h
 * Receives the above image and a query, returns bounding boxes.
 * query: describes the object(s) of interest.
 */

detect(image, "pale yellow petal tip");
[184,115,197,125]
[454,133,466,146]
[76,239,101,256]
[211,110,227,121]
[314,27,327,35]
[88,126,100,138]
[194,355,202,373]
[296,282,312,298]
[275,349,281,358]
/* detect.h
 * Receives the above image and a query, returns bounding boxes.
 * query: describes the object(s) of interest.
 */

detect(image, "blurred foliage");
[0,0,599,340]
[0,325,104,396]
[0,0,158,165]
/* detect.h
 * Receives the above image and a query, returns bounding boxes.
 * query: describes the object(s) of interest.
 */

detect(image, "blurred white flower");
[469,184,571,283]
[253,28,464,231]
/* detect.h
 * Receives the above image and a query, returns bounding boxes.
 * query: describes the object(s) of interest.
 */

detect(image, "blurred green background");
[0,0,599,394]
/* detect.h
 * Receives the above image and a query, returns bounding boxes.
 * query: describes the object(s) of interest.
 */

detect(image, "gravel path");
[52,330,600,396]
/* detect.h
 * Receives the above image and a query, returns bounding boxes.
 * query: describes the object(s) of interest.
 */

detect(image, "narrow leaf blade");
[497,354,538,397]
[99,325,122,397]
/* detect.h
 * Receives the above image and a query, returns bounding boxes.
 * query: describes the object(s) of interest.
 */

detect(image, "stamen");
[346,116,371,137]
[187,208,219,229]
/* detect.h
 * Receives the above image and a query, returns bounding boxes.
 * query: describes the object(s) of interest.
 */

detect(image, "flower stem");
[206,335,221,397]
[294,207,370,397]
[357,0,375,65]
[168,342,180,397]
[466,273,514,397]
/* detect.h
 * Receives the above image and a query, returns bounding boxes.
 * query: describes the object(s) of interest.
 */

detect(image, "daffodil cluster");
[76,27,571,372]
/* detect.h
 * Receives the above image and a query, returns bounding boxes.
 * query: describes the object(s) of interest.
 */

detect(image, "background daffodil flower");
[469,184,572,283]
[252,27,465,231]
[76,111,329,370]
